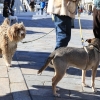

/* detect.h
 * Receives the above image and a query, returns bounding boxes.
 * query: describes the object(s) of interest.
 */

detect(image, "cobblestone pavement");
[0,13,100,100]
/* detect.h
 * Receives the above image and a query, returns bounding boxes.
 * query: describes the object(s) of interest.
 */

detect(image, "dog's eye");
[16,29,20,32]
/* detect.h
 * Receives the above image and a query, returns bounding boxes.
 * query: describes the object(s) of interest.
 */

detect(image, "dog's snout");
[20,30,24,34]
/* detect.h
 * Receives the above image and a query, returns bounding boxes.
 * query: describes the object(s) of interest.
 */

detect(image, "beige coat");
[47,0,80,18]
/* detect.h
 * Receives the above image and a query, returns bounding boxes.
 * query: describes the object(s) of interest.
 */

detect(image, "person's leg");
[41,8,43,15]
[71,18,74,28]
[53,14,71,49]
[93,8,100,39]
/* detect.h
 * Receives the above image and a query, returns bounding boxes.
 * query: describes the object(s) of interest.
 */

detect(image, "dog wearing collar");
[0,18,26,67]
[38,38,100,97]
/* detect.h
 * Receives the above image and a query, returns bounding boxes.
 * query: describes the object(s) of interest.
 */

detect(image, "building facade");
[81,0,94,12]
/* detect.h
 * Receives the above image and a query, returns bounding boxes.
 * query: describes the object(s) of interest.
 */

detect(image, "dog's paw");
[54,93,60,97]
[56,88,60,91]
[92,87,97,93]
[82,82,88,87]
[6,64,11,67]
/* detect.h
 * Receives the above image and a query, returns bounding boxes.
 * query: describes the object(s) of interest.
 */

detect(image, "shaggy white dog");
[0,18,26,67]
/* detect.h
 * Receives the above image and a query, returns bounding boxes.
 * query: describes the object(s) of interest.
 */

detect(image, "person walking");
[3,1,10,18]
[29,0,35,11]
[40,0,45,15]
[4,0,11,8]
[93,0,100,38]
[47,0,80,50]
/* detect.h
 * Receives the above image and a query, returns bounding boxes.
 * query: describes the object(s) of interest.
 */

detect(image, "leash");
[21,28,55,43]
[78,13,88,53]
[78,13,89,70]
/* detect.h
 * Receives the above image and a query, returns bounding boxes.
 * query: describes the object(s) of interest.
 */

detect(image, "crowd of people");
[2,0,100,51]
[29,0,47,15]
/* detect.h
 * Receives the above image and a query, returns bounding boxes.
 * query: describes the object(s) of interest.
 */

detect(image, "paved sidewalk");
[0,14,100,100]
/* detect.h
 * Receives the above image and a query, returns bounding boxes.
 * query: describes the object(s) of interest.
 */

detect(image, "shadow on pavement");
[12,51,54,72]
[19,18,55,28]
[18,18,93,29]
[0,14,93,30]
[0,87,100,100]
[32,85,100,100]
[12,51,100,78]
[74,19,93,29]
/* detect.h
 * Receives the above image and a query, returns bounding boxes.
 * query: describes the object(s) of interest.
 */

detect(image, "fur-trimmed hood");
[47,0,80,18]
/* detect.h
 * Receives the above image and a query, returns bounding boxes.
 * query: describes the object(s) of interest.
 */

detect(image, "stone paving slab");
[10,83,31,100]
[0,65,8,77]
[0,78,11,96]
[8,68,24,83]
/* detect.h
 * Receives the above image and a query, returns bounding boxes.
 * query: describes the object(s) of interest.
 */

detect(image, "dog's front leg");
[82,70,86,91]
[91,67,98,92]
[3,54,12,67]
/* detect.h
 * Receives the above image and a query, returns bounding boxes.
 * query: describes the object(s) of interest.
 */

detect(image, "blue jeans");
[53,14,71,49]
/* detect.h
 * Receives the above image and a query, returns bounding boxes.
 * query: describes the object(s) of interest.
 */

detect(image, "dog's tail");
[37,51,55,74]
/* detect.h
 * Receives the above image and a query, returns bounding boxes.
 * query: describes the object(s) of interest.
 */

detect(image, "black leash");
[21,28,55,43]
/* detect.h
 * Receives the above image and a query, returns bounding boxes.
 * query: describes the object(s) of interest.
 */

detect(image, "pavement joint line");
[6,66,14,100]
[15,53,33,100]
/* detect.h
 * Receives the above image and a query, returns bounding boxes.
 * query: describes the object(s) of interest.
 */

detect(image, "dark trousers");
[53,14,71,49]
[93,7,100,38]
[41,8,44,15]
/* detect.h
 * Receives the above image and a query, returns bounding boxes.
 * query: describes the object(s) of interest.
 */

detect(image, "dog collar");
[93,46,100,53]
[89,44,100,53]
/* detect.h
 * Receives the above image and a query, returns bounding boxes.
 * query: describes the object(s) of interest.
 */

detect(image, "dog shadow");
[31,85,100,99]
[0,87,100,100]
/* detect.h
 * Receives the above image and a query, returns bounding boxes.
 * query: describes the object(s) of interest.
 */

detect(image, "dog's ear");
[85,39,92,43]
[7,27,14,41]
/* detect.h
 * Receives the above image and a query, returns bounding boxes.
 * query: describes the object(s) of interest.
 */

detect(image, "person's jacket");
[40,1,45,9]
[47,0,80,18]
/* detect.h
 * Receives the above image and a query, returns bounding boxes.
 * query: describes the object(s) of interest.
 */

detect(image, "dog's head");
[7,22,26,42]
[86,38,100,49]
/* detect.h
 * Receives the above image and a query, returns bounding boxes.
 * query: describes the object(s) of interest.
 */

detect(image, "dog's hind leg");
[52,70,65,97]
[52,72,60,92]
